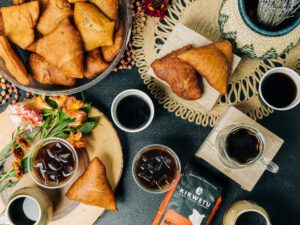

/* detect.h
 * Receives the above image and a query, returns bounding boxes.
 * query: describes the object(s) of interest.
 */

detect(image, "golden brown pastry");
[29,0,49,11]
[68,0,87,2]
[102,23,124,62]
[213,40,233,71]
[66,158,117,211]
[178,42,232,95]
[37,0,73,35]
[29,54,76,86]
[74,2,115,51]
[12,0,27,4]
[84,48,109,79]
[89,0,118,22]
[27,18,84,78]
[0,11,5,36]
[0,36,29,85]
[151,45,202,100]
[1,1,39,49]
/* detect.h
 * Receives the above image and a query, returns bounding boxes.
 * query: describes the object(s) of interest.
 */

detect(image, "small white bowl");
[259,67,300,111]
[111,89,155,133]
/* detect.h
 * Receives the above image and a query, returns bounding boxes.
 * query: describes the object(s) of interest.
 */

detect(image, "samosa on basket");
[178,40,233,95]
[151,45,203,101]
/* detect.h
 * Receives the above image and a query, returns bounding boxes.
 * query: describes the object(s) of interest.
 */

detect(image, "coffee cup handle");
[260,157,279,173]
[0,210,10,225]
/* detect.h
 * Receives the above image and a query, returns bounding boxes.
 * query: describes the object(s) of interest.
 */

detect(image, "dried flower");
[142,0,169,18]
[257,0,300,27]
[8,105,43,128]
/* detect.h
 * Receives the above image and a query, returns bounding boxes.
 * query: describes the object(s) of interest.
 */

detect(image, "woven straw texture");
[133,0,300,127]
[219,0,300,59]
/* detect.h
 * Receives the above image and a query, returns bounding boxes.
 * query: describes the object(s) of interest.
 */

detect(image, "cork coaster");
[195,106,284,191]
[148,23,241,111]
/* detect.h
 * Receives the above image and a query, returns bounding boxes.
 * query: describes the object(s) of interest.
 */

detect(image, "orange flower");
[62,96,87,126]
[12,161,23,180]
[64,96,85,112]
[49,96,67,109]
[67,131,86,149]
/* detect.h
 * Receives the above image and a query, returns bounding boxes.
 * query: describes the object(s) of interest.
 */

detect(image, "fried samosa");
[0,36,29,85]
[66,158,117,211]
[84,48,109,79]
[37,0,73,35]
[29,54,76,86]
[90,0,118,22]
[213,40,233,71]
[178,42,232,95]
[151,45,202,100]
[28,18,84,78]
[102,23,124,62]
[68,0,87,2]
[1,1,39,49]
[0,11,4,36]
[29,0,49,11]
[74,2,115,51]
[12,0,27,4]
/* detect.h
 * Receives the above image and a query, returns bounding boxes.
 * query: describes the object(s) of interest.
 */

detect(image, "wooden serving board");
[196,106,284,191]
[0,101,123,225]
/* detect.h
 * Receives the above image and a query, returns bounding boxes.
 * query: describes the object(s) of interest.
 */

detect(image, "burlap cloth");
[133,0,300,127]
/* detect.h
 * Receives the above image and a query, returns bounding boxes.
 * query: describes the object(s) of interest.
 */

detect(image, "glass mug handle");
[260,157,279,173]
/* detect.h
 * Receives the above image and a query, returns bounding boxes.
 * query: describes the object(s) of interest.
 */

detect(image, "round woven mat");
[133,0,300,127]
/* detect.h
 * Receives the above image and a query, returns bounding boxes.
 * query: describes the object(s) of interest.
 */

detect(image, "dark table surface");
[80,68,299,225]
[5,68,299,225]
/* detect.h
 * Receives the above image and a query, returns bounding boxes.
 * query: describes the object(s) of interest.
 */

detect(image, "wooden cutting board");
[0,100,123,225]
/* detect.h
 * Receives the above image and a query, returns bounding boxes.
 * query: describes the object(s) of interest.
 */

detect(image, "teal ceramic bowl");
[238,0,300,37]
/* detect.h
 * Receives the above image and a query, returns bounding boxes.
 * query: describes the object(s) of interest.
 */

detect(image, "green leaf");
[42,109,54,115]
[80,104,92,114]
[23,128,40,141]
[78,122,95,134]
[88,116,100,123]
[46,97,58,109]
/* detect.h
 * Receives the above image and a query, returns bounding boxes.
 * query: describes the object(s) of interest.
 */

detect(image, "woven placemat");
[133,0,300,127]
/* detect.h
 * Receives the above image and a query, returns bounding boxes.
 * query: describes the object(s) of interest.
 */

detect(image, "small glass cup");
[216,124,279,173]
[28,137,79,189]
[132,144,181,194]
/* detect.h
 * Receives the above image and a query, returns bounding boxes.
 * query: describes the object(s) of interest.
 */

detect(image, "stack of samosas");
[0,0,123,87]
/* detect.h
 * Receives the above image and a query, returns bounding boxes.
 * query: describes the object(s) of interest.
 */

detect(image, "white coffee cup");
[259,67,300,111]
[111,89,155,133]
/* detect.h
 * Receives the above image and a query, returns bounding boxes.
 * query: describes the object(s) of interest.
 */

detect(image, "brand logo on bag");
[196,187,203,195]
[179,187,211,209]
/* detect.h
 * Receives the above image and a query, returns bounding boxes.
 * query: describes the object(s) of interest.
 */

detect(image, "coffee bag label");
[152,163,223,225]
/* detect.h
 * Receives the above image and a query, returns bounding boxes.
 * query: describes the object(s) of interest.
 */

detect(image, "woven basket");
[219,0,300,59]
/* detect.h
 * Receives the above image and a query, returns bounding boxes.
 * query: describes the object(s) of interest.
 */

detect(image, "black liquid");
[261,73,297,108]
[9,197,36,225]
[236,212,267,225]
[116,96,150,129]
[135,148,178,190]
[33,141,75,185]
[226,128,260,164]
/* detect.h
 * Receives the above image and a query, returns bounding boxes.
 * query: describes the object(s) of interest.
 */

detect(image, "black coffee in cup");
[226,128,261,164]
[8,197,39,225]
[116,95,151,129]
[236,212,267,225]
[261,72,297,108]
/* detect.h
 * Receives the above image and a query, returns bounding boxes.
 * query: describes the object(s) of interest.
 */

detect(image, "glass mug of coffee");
[217,124,279,173]
[0,187,53,225]
[259,67,300,111]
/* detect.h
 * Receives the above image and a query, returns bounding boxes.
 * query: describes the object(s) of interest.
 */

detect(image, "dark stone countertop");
[87,69,300,225]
